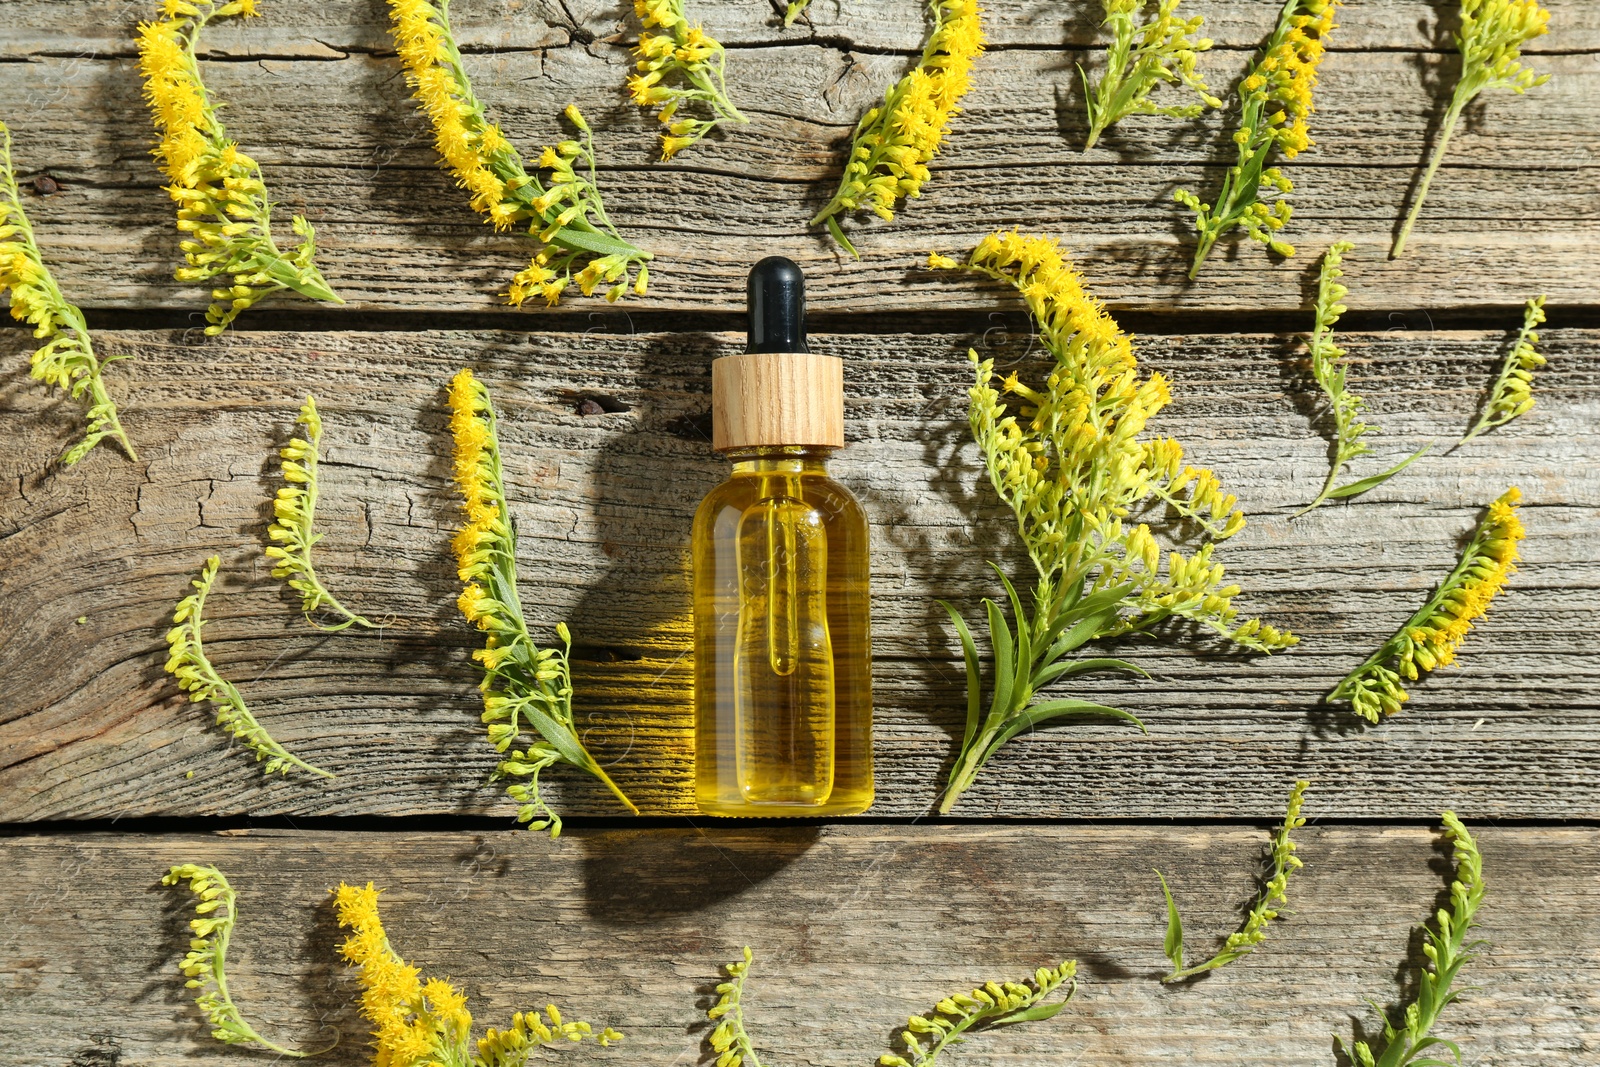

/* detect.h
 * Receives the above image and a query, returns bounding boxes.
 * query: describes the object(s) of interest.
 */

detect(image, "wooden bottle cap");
[713,256,843,452]
[712,352,844,451]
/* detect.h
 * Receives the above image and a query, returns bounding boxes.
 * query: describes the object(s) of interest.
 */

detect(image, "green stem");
[58,305,139,462]
[1188,226,1219,279]
[1391,96,1463,259]
[209,892,313,1058]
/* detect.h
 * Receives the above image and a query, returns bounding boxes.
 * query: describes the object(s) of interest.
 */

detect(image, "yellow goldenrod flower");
[630,0,746,160]
[1329,487,1525,723]
[931,232,1294,812]
[1295,242,1428,515]
[137,0,340,333]
[1458,294,1547,445]
[1,122,138,465]
[386,0,651,304]
[1392,1,1551,257]
[164,555,335,777]
[335,881,624,1067]
[812,0,986,257]
[162,864,331,1057]
[1081,0,1222,150]
[265,396,381,631]
[446,370,639,834]
[1175,0,1338,278]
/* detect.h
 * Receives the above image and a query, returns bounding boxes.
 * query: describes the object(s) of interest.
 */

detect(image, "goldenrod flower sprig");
[1338,813,1486,1067]
[448,370,637,835]
[930,232,1296,813]
[1459,295,1547,446]
[1,122,138,465]
[334,881,623,1067]
[164,555,335,778]
[1081,0,1222,150]
[1175,0,1338,278]
[162,863,332,1057]
[387,0,652,305]
[877,962,1079,1067]
[267,396,380,632]
[137,0,341,334]
[1157,780,1308,983]
[1329,488,1524,723]
[1392,1,1551,258]
[707,948,1077,1067]
[629,0,747,160]
[1297,242,1428,516]
[811,0,986,257]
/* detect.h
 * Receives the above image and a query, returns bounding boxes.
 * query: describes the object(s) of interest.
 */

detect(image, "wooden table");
[3,2,1597,1063]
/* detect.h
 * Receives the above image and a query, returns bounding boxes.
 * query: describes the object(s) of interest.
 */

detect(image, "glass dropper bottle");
[690,257,874,816]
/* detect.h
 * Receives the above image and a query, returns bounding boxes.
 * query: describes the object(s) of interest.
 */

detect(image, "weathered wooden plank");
[3,0,1597,56]
[2,825,1596,1066]
[0,30,1593,315]
[1,326,1595,820]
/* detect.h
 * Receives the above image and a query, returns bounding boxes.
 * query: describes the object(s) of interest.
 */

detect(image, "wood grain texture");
[2,325,1595,821]
[3,0,1597,58]
[0,4,1595,316]
[3,825,1596,1066]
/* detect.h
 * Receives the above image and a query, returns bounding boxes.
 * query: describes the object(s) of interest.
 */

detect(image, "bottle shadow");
[557,328,731,816]
[576,824,822,921]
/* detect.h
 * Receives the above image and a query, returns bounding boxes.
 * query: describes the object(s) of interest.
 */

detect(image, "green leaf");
[990,998,1071,1026]
[1033,657,1149,688]
[988,564,1033,694]
[984,598,1016,723]
[938,600,984,757]
[981,698,1146,763]
[825,214,860,260]
[1042,584,1132,646]
[1156,870,1185,977]
[1327,444,1431,500]
[521,698,594,772]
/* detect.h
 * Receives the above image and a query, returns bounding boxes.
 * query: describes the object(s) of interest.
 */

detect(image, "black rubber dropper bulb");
[746,256,809,354]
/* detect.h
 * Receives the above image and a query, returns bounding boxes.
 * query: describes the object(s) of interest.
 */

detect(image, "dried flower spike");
[1392,1,1551,258]
[334,881,623,1067]
[1459,295,1547,446]
[1157,779,1308,982]
[1081,0,1222,150]
[630,1,747,160]
[0,122,138,465]
[137,0,341,334]
[162,863,332,1057]
[930,233,1295,813]
[387,0,652,305]
[811,0,985,257]
[448,370,638,835]
[1338,813,1486,1067]
[164,555,335,777]
[1175,0,1338,278]
[706,947,1077,1067]
[1329,488,1524,723]
[266,396,379,631]
[1296,242,1428,515]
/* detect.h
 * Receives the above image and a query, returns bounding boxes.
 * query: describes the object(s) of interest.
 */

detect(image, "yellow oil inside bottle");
[692,448,873,815]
